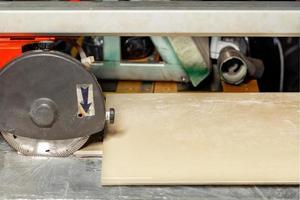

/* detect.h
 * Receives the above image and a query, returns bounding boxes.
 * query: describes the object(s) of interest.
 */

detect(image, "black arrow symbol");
[80,87,91,113]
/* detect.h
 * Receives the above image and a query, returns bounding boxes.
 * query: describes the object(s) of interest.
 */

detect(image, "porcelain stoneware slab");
[102,93,300,185]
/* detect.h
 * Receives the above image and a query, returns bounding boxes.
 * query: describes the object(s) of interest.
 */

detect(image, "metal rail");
[0,1,299,36]
[91,62,188,82]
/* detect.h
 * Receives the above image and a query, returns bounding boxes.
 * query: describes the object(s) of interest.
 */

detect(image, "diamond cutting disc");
[1,132,89,157]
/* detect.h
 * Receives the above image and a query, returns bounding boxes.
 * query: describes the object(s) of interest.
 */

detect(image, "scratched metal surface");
[0,135,299,200]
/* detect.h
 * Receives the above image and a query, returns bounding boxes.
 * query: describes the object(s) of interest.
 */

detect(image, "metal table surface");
[0,135,299,200]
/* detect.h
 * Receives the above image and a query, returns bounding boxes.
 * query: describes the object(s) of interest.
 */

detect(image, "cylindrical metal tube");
[218,47,248,85]
[218,47,264,85]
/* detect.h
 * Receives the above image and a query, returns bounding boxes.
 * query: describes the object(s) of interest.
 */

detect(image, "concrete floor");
[0,135,299,200]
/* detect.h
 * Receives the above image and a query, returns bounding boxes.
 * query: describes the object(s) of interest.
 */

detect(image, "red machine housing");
[0,36,56,69]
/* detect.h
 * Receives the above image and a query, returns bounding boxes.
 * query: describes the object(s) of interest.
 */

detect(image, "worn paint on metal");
[168,36,210,86]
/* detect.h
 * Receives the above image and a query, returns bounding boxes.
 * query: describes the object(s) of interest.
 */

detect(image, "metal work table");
[0,136,298,199]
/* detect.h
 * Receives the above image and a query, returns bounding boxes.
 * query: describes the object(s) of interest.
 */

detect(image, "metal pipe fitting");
[218,47,264,85]
[245,57,264,79]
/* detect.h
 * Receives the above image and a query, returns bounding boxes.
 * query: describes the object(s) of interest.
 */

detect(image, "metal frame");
[92,36,190,83]
[0,1,299,36]
[91,36,211,85]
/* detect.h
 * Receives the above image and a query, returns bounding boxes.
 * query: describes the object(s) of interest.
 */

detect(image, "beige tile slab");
[102,93,300,185]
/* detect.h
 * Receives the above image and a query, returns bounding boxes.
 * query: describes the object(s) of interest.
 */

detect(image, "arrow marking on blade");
[80,87,91,113]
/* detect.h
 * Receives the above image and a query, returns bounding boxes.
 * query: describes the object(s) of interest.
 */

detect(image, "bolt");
[181,76,188,82]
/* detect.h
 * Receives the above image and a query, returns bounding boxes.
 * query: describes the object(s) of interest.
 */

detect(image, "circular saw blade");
[1,132,89,157]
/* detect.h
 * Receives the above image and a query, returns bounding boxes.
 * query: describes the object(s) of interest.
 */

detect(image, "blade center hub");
[30,98,57,128]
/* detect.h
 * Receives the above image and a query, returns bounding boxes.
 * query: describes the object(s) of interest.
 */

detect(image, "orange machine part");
[0,36,56,69]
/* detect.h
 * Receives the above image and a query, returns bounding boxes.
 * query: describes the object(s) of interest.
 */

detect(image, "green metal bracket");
[152,36,209,86]
[150,36,182,65]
